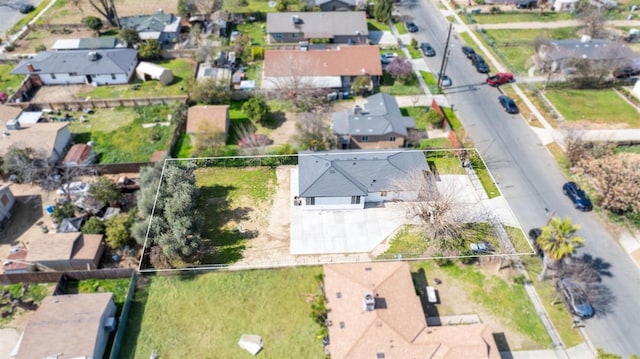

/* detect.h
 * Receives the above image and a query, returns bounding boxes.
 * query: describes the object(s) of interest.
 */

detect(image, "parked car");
[613,66,640,79]
[562,181,593,211]
[516,0,537,8]
[19,4,35,13]
[420,42,436,57]
[437,72,452,87]
[475,61,490,73]
[462,46,476,59]
[405,21,419,32]
[557,278,594,319]
[528,228,544,258]
[498,95,518,114]
[381,52,398,64]
[486,72,515,86]
[470,53,485,66]
[57,181,90,196]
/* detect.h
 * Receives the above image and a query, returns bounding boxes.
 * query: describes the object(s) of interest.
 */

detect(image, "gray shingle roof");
[332,93,416,137]
[298,150,429,197]
[120,13,177,33]
[544,39,635,62]
[11,49,138,75]
[267,11,368,37]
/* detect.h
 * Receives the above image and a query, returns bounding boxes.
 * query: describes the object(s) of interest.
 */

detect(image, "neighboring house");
[315,0,356,11]
[51,37,119,51]
[263,45,382,90]
[333,93,416,149]
[266,12,368,44]
[210,10,231,36]
[119,10,182,44]
[12,293,117,359]
[536,38,636,73]
[62,143,95,166]
[0,122,71,163]
[551,0,579,10]
[297,149,429,210]
[136,61,174,85]
[11,49,138,86]
[324,262,499,359]
[0,185,16,228]
[186,105,230,141]
[24,232,105,271]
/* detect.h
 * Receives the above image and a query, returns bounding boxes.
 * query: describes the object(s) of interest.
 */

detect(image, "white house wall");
[93,300,117,359]
[40,73,131,86]
[51,126,72,163]
[302,196,365,210]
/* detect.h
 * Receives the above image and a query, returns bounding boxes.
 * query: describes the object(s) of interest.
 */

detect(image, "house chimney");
[363,292,375,311]
[26,63,35,73]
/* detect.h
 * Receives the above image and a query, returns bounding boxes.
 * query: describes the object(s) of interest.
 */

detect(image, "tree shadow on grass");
[198,184,255,265]
[228,118,255,145]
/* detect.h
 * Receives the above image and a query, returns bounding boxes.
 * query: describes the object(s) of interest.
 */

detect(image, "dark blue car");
[562,182,592,211]
[557,278,594,319]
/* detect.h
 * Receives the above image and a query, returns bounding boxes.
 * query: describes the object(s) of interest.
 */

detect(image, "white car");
[57,181,90,196]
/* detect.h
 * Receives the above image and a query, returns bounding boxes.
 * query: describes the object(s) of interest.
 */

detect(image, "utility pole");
[437,23,453,88]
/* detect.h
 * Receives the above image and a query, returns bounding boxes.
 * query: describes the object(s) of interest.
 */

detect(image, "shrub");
[105,213,133,248]
[4,43,15,52]
[459,248,478,265]
[35,44,46,52]
[433,253,453,267]
[411,38,418,49]
[51,202,74,224]
[82,217,105,235]
[251,46,264,60]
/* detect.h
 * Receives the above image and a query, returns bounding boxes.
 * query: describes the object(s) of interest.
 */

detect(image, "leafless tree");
[88,0,120,27]
[392,170,490,252]
[294,112,334,151]
[577,4,608,39]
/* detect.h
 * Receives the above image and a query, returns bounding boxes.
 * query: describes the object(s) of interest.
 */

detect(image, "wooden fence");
[0,268,134,285]
[6,95,189,111]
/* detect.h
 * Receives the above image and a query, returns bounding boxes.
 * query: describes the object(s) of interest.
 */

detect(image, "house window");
[351,196,361,205]
[389,136,396,142]
[306,197,315,206]
[69,72,77,76]
[380,191,387,197]
[51,74,56,79]
[292,33,297,39]
[111,74,116,80]
[274,33,282,40]
[361,136,369,142]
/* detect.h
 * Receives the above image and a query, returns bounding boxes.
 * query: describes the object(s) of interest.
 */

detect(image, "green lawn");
[379,73,424,96]
[505,226,533,254]
[428,155,466,174]
[367,19,390,31]
[545,89,640,127]
[395,22,408,35]
[420,70,442,95]
[418,137,455,150]
[407,45,422,59]
[0,284,49,326]
[469,11,573,24]
[196,167,276,264]
[412,261,552,350]
[236,21,267,46]
[78,59,194,99]
[173,133,193,158]
[0,64,25,94]
[223,0,304,12]
[67,105,177,163]
[62,278,130,313]
[119,268,325,358]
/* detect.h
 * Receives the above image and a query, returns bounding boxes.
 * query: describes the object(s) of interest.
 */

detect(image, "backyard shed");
[135,61,174,85]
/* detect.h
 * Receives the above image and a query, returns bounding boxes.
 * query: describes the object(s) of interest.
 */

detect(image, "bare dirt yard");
[42,0,178,25]
[13,28,96,54]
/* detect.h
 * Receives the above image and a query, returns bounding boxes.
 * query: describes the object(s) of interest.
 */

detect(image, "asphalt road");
[400,0,640,356]
[0,0,41,38]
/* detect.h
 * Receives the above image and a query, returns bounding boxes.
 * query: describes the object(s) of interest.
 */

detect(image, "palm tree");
[537,216,584,281]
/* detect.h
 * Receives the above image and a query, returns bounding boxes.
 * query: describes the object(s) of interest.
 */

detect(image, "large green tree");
[537,216,584,280]
[89,176,120,204]
[374,0,393,23]
[119,28,140,48]
[242,97,271,125]
[132,161,204,265]
[187,78,231,104]
[138,39,162,60]
[84,16,103,36]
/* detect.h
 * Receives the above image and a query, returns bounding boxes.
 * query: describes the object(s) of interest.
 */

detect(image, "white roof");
[136,61,170,76]
[51,39,81,50]
[140,32,161,40]
[16,111,43,124]
[238,335,263,356]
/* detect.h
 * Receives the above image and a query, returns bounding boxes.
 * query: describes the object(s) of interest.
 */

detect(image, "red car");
[486,72,515,86]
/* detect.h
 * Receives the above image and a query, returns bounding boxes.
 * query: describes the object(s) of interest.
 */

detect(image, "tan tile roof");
[0,105,22,123]
[26,232,79,262]
[15,293,115,359]
[72,233,104,261]
[186,105,230,134]
[264,45,383,77]
[323,262,499,359]
[0,122,69,159]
